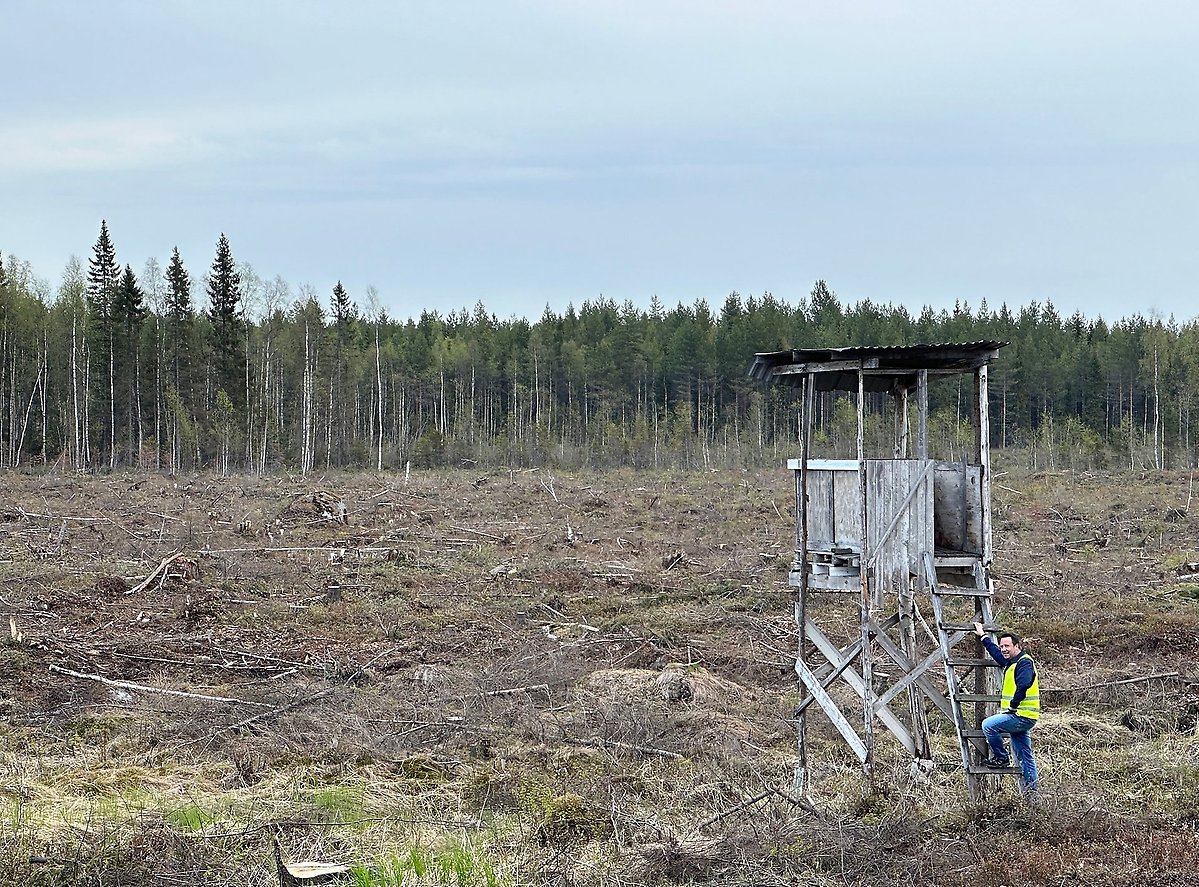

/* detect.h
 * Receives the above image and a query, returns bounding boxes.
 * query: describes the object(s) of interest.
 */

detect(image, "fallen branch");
[203,687,340,740]
[198,811,481,840]
[195,647,398,743]
[1056,538,1099,549]
[14,509,103,524]
[199,545,398,555]
[449,524,507,542]
[1044,671,1180,693]
[683,785,826,838]
[210,646,318,670]
[484,683,550,697]
[48,664,271,707]
[691,789,774,832]
[145,511,186,523]
[126,550,185,595]
[587,736,683,760]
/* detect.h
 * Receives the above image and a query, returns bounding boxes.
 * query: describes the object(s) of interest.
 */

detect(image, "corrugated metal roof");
[747,341,1008,393]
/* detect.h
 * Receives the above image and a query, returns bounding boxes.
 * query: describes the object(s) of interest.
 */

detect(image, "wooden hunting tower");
[749,342,1012,800]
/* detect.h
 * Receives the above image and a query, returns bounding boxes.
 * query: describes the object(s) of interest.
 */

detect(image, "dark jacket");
[981,636,1035,712]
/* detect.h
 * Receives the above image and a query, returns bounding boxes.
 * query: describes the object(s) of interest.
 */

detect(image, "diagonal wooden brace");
[804,619,917,755]
[794,658,869,762]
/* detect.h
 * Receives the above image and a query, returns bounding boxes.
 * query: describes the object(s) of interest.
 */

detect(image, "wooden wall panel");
[932,462,983,555]
[866,460,934,593]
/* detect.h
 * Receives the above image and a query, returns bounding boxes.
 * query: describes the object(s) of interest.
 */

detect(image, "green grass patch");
[1174,583,1199,601]
[165,802,215,832]
[351,839,505,887]
[1164,551,1197,570]
[310,783,365,822]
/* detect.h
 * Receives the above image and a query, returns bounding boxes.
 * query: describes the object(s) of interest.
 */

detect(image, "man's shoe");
[984,757,1010,769]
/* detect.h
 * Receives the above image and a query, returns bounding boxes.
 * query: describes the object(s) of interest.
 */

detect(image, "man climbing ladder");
[973,622,1040,796]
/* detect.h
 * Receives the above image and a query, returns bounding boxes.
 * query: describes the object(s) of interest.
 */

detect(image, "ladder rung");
[947,657,995,667]
[956,694,1001,703]
[941,623,1000,632]
[933,588,991,598]
[965,764,1022,775]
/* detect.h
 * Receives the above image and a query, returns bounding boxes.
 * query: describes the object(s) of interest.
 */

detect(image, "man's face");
[998,636,1021,661]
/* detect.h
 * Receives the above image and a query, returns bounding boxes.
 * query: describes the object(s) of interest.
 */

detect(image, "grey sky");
[3,1,1196,324]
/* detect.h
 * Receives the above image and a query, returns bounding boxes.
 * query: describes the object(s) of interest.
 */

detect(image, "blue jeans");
[982,711,1038,792]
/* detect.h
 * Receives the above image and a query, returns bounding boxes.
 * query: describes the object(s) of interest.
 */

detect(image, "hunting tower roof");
[748,341,1008,394]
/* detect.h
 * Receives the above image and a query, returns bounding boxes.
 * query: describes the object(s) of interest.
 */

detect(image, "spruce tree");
[112,264,147,464]
[205,234,245,409]
[165,247,193,392]
[328,281,358,464]
[87,222,120,323]
[87,220,121,466]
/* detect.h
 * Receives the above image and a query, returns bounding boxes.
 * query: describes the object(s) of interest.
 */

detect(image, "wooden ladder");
[922,552,1020,800]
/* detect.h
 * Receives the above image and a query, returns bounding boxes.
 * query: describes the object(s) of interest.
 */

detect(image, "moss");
[65,714,126,744]
[394,754,450,782]
[535,792,609,845]
[0,646,29,679]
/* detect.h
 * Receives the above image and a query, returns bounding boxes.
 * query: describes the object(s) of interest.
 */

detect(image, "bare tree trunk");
[326,373,334,469]
[135,352,144,467]
[83,344,92,467]
[40,328,48,465]
[0,324,8,467]
[71,314,81,468]
[108,337,115,469]
[1129,384,1134,470]
[302,322,313,474]
[1153,348,1162,470]
[14,364,42,465]
[153,316,161,469]
[245,323,253,468]
[440,369,447,435]
[258,340,270,475]
[375,326,383,471]
[305,322,321,475]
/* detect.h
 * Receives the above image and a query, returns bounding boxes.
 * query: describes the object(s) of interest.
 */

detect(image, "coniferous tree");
[329,281,356,464]
[86,220,121,466]
[8,225,1199,475]
[808,280,844,345]
[112,264,147,464]
[161,248,196,470]
[205,234,245,412]
[165,248,194,394]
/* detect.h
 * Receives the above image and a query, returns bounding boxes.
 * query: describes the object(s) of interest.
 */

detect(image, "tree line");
[1,222,1197,474]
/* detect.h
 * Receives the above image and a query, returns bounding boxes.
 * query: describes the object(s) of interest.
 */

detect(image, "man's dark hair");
[998,630,1023,646]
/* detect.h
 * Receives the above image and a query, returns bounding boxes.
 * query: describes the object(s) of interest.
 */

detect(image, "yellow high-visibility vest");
[1000,651,1040,720]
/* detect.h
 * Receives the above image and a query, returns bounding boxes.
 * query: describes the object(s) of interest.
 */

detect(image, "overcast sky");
[3,1,1196,325]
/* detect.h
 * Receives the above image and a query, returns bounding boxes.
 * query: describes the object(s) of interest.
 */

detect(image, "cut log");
[273,838,352,887]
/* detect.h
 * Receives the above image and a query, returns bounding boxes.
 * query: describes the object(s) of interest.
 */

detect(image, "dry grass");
[0,464,1196,885]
